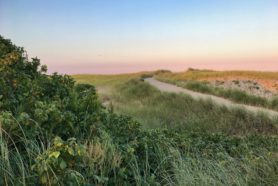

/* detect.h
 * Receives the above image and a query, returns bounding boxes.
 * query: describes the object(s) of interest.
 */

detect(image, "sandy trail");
[145,78,278,118]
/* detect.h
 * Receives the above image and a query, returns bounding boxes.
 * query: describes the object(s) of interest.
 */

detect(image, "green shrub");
[32,137,86,185]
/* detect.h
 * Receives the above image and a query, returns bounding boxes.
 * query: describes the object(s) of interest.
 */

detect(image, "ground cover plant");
[1,36,278,186]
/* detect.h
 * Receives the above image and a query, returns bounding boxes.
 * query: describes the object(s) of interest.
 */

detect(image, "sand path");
[145,78,278,118]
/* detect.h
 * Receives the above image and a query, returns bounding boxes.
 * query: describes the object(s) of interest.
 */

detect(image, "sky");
[1,0,278,74]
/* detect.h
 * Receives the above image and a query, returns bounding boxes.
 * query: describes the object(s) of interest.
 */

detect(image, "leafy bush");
[32,137,86,185]
[0,35,179,185]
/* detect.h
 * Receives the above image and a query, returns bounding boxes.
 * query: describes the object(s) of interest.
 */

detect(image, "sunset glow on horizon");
[1,0,278,74]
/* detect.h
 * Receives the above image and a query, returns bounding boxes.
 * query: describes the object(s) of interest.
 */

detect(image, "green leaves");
[0,35,103,139]
[67,147,74,155]
[60,160,67,170]
[49,151,60,158]
[32,137,85,185]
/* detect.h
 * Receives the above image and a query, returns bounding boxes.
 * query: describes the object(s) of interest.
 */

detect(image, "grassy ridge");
[156,69,278,81]
[155,71,278,111]
[72,73,143,86]
[183,80,278,110]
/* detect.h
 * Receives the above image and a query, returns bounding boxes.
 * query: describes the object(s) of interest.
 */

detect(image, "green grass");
[156,76,278,111]
[184,80,273,106]
[72,73,153,105]
[3,122,278,185]
[110,78,278,185]
[108,79,278,134]
[72,73,143,87]
[71,73,278,185]
[155,69,278,81]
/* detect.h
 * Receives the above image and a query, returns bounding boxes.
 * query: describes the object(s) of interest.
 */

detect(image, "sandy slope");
[145,78,278,118]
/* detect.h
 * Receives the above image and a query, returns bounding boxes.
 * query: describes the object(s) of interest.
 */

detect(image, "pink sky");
[47,60,278,75]
[2,0,278,74]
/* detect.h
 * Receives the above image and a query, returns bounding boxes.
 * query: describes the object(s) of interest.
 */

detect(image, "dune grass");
[72,73,152,104]
[109,79,278,134]
[73,77,278,185]
[2,122,278,186]
[72,73,142,87]
[155,71,278,111]
[155,69,278,81]
[71,73,278,185]
[182,80,278,109]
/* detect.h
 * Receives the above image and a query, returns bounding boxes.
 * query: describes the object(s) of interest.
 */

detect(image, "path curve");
[145,78,278,118]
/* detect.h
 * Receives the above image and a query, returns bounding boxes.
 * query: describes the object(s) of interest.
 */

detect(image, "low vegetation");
[156,71,278,111]
[72,73,143,87]
[156,69,278,81]
[111,79,278,134]
[1,36,278,186]
[76,77,278,185]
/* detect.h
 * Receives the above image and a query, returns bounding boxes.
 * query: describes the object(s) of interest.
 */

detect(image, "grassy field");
[72,74,278,185]
[72,73,151,101]
[112,79,278,133]
[72,73,278,133]
[72,73,142,86]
